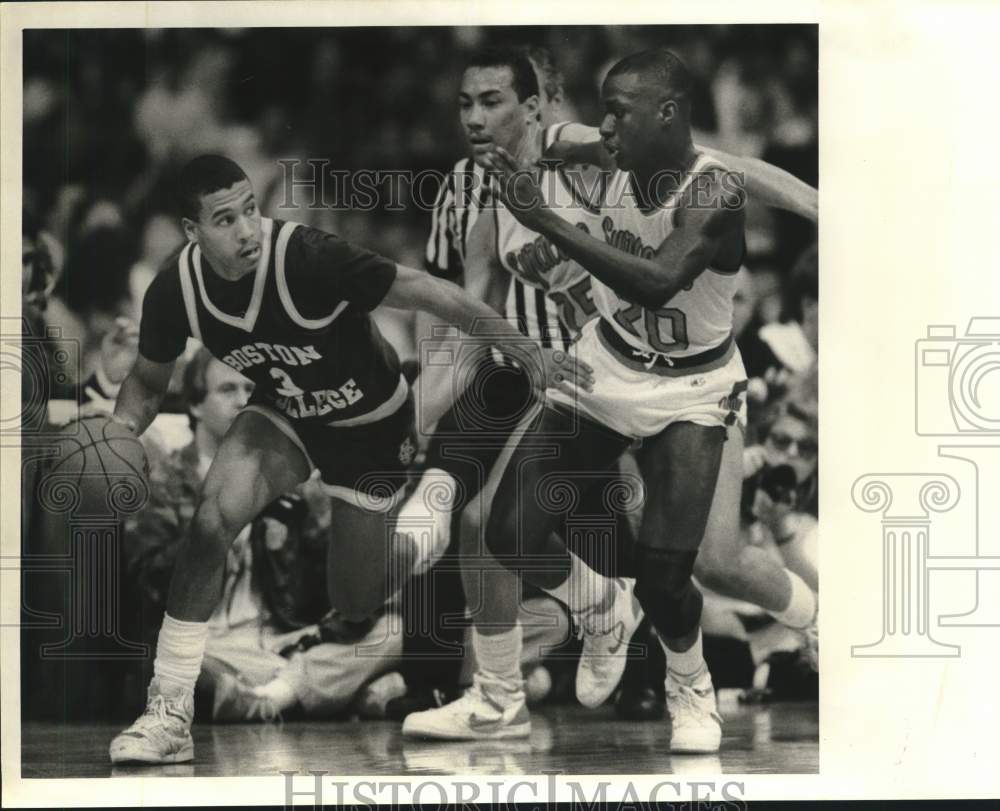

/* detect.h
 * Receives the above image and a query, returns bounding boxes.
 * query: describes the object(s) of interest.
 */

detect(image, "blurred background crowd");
[20,25,817,723]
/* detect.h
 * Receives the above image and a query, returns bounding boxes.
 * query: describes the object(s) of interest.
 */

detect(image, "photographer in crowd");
[698,384,819,696]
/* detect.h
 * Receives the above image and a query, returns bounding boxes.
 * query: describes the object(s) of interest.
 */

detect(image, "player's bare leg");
[110,411,311,764]
[403,417,530,740]
[483,407,645,709]
[693,427,818,669]
[634,421,726,754]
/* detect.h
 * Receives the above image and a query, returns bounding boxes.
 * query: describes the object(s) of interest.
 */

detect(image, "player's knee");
[633,546,703,639]
[633,546,697,599]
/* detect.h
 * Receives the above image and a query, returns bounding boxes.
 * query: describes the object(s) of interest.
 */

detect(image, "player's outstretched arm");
[383,265,594,397]
[113,353,175,437]
[541,124,614,170]
[697,146,817,223]
[410,212,510,429]
[483,145,742,309]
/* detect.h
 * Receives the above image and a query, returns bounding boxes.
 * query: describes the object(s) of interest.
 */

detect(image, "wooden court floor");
[22,700,817,778]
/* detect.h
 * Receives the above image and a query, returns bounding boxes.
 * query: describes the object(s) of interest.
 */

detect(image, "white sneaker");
[109,678,195,764]
[574,578,645,708]
[665,668,723,754]
[402,672,530,740]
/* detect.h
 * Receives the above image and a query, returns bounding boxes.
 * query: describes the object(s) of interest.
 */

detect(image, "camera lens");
[759,464,798,506]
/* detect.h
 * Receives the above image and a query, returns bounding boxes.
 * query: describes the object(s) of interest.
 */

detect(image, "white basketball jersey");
[494,124,605,340]
[592,153,740,357]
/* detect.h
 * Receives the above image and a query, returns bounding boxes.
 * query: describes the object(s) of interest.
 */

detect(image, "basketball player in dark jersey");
[108,154,590,764]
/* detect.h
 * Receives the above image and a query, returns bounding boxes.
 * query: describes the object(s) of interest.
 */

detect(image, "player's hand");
[481,146,546,227]
[534,345,595,397]
[752,489,794,535]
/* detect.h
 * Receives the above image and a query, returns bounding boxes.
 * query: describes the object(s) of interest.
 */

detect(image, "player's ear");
[658,99,678,127]
[181,217,199,244]
[523,93,541,124]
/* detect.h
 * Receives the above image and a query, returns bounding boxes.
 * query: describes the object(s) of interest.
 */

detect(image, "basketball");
[49,416,149,516]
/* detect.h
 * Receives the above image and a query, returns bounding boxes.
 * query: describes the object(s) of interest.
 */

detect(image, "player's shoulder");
[545,121,599,146]
[281,218,358,259]
[278,220,338,276]
[144,245,188,302]
[678,152,746,219]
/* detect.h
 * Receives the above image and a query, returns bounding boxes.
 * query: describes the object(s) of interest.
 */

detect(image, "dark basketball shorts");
[423,358,538,504]
[423,358,639,575]
[244,383,418,512]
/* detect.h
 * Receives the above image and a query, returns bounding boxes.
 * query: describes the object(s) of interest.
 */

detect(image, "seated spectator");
[698,391,818,696]
[742,395,818,589]
[123,349,404,722]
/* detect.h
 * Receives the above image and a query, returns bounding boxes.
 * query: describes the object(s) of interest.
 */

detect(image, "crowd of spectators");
[20,24,818,721]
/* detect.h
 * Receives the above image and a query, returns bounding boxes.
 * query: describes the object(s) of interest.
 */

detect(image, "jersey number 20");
[613,303,689,353]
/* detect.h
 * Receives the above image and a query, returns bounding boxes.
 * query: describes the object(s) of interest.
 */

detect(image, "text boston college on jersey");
[217,340,366,420]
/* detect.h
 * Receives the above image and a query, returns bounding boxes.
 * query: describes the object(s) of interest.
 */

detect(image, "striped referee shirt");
[425,157,572,353]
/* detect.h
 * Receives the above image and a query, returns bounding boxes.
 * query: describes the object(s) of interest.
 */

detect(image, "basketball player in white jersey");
[477,48,816,753]
[405,47,819,743]
[409,48,646,741]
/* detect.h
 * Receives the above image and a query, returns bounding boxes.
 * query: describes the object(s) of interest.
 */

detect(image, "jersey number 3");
[270,367,305,397]
[613,303,689,353]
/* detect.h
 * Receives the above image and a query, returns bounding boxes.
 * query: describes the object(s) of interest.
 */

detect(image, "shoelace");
[140,695,169,727]
[668,683,722,725]
[131,694,186,735]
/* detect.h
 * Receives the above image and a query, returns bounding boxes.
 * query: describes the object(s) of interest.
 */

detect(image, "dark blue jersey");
[139,217,405,426]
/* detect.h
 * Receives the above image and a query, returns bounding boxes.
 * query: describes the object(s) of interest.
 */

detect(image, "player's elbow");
[635,281,678,310]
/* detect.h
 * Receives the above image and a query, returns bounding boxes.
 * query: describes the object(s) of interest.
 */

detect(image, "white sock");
[256,677,299,711]
[660,628,708,685]
[542,551,612,614]
[771,570,817,630]
[472,625,523,686]
[153,613,208,693]
[395,468,456,576]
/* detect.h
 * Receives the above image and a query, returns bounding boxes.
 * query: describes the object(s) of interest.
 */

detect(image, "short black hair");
[175,154,249,222]
[607,48,694,111]
[521,45,563,104]
[464,45,539,102]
